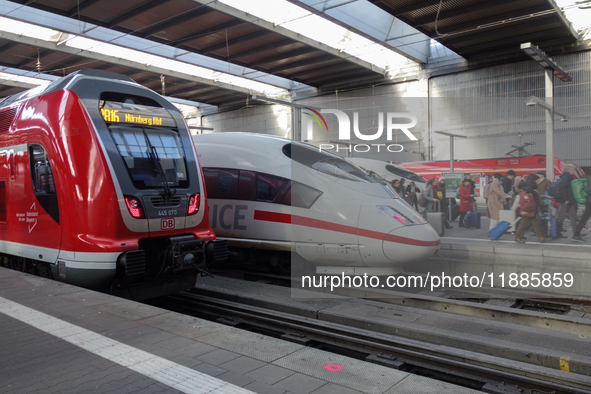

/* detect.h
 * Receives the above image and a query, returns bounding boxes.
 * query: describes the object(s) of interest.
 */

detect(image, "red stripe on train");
[253,210,440,247]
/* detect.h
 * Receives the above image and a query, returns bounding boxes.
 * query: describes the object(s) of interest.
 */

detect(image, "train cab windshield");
[100,94,189,190]
[283,143,378,183]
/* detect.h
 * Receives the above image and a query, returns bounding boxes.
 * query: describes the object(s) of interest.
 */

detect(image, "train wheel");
[270,253,291,274]
[36,262,53,279]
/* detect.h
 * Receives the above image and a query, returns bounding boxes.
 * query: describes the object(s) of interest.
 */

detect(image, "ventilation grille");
[213,240,229,261]
[124,250,146,276]
[150,195,182,207]
[0,107,17,133]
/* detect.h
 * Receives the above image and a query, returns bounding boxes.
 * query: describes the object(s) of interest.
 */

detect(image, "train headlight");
[125,196,144,218]
[376,205,417,225]
[188,193,200,215]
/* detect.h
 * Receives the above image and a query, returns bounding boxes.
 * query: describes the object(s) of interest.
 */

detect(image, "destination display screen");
[100,101,176,128]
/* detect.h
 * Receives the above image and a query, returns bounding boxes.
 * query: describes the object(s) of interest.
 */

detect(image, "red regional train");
[0,69,226,300]
[396,155,567,180]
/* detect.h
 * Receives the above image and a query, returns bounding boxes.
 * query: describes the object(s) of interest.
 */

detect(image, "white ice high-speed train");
[193,133,440,275]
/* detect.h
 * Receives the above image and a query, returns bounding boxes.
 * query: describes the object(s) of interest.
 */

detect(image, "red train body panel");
[0,70,225,299]
[396,155,567,180]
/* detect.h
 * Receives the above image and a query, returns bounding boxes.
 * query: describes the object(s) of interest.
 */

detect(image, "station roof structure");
[368,0,579,60]
[0,0,582,109]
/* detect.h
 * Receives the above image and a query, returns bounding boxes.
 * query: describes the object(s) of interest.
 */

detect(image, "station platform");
[0,267,480,394]
[419,215,591,296]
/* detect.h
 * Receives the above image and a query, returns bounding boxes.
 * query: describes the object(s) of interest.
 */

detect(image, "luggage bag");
[464,211,480,228]
[499,209,517,233]
[540,216,558,238]
[426,212,445,236]
[488,217,521,240]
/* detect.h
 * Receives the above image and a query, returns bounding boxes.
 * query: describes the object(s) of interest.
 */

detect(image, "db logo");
[161,218,175,230]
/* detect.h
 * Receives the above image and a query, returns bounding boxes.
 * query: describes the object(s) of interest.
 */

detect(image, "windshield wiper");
[143,130,176,199]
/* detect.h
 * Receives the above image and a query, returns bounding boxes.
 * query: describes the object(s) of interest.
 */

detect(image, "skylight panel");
[218,0,408,71]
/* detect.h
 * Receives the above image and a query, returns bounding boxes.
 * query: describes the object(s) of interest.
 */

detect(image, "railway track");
[211,269,591,337]
[153,288,591,394]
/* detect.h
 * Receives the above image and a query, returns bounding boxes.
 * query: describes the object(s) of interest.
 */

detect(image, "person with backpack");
[548,164,578,238]
[487,173,513,230]
[514,174,552,243]
[572,174,591,242]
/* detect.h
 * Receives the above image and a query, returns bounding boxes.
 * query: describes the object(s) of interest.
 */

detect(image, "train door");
[27,144,61,260]
[0,177,6,232]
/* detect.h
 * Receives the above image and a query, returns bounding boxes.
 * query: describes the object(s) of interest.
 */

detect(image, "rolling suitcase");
[540,216,558,238]
[464,211,480,228]
[426,212,445,236]
[499,209,516,233]
[488,217,521,240]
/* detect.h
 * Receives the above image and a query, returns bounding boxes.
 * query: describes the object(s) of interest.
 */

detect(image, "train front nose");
[383,224,440,263]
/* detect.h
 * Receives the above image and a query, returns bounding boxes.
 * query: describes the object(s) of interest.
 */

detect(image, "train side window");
[278,181,323,209]
[202,168,238,199]
[238,170,256,201]
[255,173,288,202]
[0,181,6,222]
[29,144,56,194]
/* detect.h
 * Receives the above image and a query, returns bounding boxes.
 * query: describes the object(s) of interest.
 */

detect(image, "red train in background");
[396,155,568,180]
[0,69,226,300]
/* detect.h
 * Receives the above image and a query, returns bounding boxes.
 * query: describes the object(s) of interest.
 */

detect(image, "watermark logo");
[303,108,417,153]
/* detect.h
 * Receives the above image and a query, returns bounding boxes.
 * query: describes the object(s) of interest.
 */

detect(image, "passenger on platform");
[514,174,552,244]
[501,170,516,209]
[438,178,453,229]
[553,164,578,239]
[487,173,512,230]
[572,174,591,242]
[406,181,420,210]
[422,178,439,218]
[391,179,405,198]
[458,179,475,228]
[513,176,524,193]
[535,171,552,214]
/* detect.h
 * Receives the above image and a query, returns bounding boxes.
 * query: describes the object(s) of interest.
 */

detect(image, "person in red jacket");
[458,179,475,227]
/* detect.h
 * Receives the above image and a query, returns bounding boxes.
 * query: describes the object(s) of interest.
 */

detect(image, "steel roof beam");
[138,7,214,37]
[191,0,384,75]
[249,47,318,68]
[435,5,550,35]
[173,20,246,47]
[269,55,337,74]
[289,0,428,64]
[68,0,102,18]
[108,0,171,28]
[413,0,522,27]
[0,1,298,92]
[0,29,258,96]
[372,0,442,17]
[229,39,295,60]
[289,62,355,79]
[444,21,558,45]
[199,30,270,55]
[460,28,567,53]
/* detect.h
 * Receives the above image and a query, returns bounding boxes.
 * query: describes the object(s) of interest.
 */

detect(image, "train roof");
[0,69,140,109]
